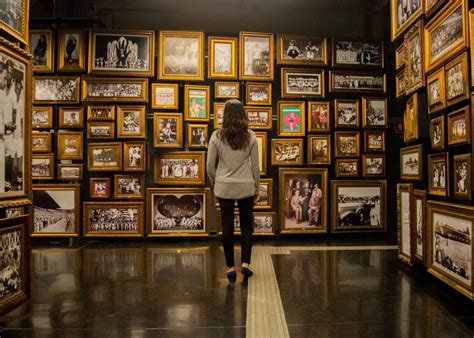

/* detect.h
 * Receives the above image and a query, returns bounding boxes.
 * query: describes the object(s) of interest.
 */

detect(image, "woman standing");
[207,99,260,281]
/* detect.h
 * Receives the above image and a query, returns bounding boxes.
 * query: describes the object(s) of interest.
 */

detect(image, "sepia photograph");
[255,179,273,210]
[82,77,148,102]
[124,141,146,171]
[253,212,276,234]
[0,0,29,44]
[396,69,406,98]
[447,107,470,145]
[404,22,423,95]
[89,178,111,199]
[246,82,272,105]
[87,121,115,139]
[427,67,446,114]
[208,37,238,79]
[334,99,359,128]
[277,35,327,65]
[395,43,406,70]
[240,32,274,80]
[363,154,385,177]
[445,52,469,106]
[117,105,146,138]
[330,71,385,93]
[281,68,324,98]
[390,0,423,40]
[33,76,80,104]
[187,124,208,148]
[57,132,83,160]
[397,183,413,264]
[151,83,179,109]
[362,97,387,128]
[87,106,115,121]
[154,113,182,148]
[245,106,272,130]
[271,138,304,166]
[335,131,360,158]
[213,102,225,129]
[58,164,83,181]
[58,29,85,72]
[32,106,53,129]
[155,152,205,185]
[255,132,267,176]
[185,85,210,122]
[414,189,426,263]
[215,82,239,99]
[430,116,444,151]
[278,101,305,136]
[404,93,419,143]
[32,132,52,153]
[333,39,383,67]
[453,154,471,200]
[58,107,84,129]
[308,135,331,165]
[428,153,448,196]
[29,29,54,72]
[114,175,145,199]
[335,159,359,177]
[364,131,385,152]
[308,101,330,132]
[32,154,54,180]
[400,145,423,180]
[88,142,122,171]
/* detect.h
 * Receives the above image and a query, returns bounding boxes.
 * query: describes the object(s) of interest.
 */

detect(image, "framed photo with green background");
[184,85,210,122]
[278,101,305,136]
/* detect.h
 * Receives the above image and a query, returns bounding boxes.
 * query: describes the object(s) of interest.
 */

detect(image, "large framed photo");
[362,97,387,128]
[277,101,305,137]
[32,106,53,129]
[445,52,469,107]
[414,189,427,265]
[362,154,385,177]
[117,105,146,138]
[84,202,144,237]
[208,36,238,79]
[400,144,423,181]
[397,183,414,265]
[335,131,360,158]
[428,152,449,196]
[147,188,210,236]
[255,132,268,176]
[364,130,385,152]
[427,201,474,300]
[333,39,384,67]
[33,76,80,104]
[58,106,84,129]
[87,105,115,121]
[271,138,304,166]
[246,82,272,105]
[89,29,154,77]
[0,0,29,45]
[430,115,445,151]
[87,121,115,139]
[405,21,424,95]
[245,106,272,130]
[390,0,424,41]
[89,178,111,199]
[29,29,54,73]
[155,151,206,186]
[153,113,183,148]
[82,77,148,102]
[123,141,147,171]
[32,154,54,180]
[57,164,83,181]
[159,30,204,81]
[308,135,331,165]
[447,106,470,146]
[114,174,145,199]
[427,66,446,114]
[329,71,385,93]
[404,93,419,143]
[215,82,239,99]
[453,153,471,200]
[151,83,179,109]
[57,131,83,160]
[308,101,330,132]
[279,168,328,233]
[32,132,52,153]
[58,29,86,73]
[184,85,210,122]
[277,35,327,66]
[332,180,386,232]
[281,68,324,98]
[187,124,208,149]
[335,159,359,177]
[87,142,122,171]
[32,184,80,237]
[240,31,274,81]
[334,99,359,129]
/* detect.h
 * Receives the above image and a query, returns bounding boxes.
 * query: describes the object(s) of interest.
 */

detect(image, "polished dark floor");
[0,238,473,337]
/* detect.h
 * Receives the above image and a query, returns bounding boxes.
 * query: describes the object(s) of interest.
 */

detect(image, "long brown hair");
[218,99,250,150]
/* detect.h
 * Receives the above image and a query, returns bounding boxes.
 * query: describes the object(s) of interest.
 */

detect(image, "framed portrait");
[428,152,449,196]
[253,212,276,235]
[413,189,427,265]
[58,29,86,72]
[445,52,469,107]
[396,69,406,98]
[246,82,272,105]
[362,154,385,177]
[277,35,327,66]
[82,77,148,102]
[390,0,423,41]
[245,106,272,130]
[215,82,239,99]
[57,164,83,181]
[255,132,267,176]
[308,135,331,165]
[153,113,183,148]
[400,144,423,181]
[154,151,206,186]
[87,106,115,121]
[447,106,470,145]
[277,101,305,137]
[335,159,359,177]
[29,29,54,73]
[397,183,414,265]
[33,76,80,104]
[424,0,469,73]
[329,71,385,93]
[279,168,328,233]
[239,31,274,81]
[453,153,471,200]
[88,142,122,171]
[87,121,115,139]
[281,68,324,98]
[255,179,273,210]
[427,66,446,114]
[159,30,205,81]
[404,93,419,143]
[332,180,387,232]
[213,102,225,129]
[147,188,210,236]
[208,36,238,79]
[187,124,208,149]
[364,130,385,152]
[405,21,424,95]
[32,106,53,129]
[32,132,52,153]
[427,201,474,300]
[117,105,146,138]
[430,115,445,151]
[271,138,304,166]
[395,43,406,70]
[57,131,83,161]
[58,106,84,129]
[335,131,360,158]
[0,0,29,45]
[123,141,147,171]
[334,99,359,129]
[89,29,154,77]
[83,202,145,237]
[362,97,387,128]
[114,174,145,199]
[32,154,54,180]
[184,85,210,122]
[333,39,384,67]
[89,178,111,199]
[151,83,179,109]
[308,101,330,132]
[32,184,80,237]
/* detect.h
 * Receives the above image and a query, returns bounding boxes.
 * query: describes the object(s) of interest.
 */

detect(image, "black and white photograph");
[405,22,423,94]
[401,151,420,176]
[333,40,383,67]
[0,227,22,302]
[126,145,143,169]
[115,175,144,199]
[335,100,358,128]
[246,83,271,105]
[277,35,326,65]
[309,136,330,165]
[91,148,119,167]
[363,98,387,127]
[430,116,444,150]
[155,152,205,185]
[282,68,323,97]
[58,30,85,72]
[88,143,122,171]
[118,106,145,138]
[59,107,83,128]
[58,165,82,180]
[32,107,52,128]
[429,6,463,63]
[33,77,79,103]
[363,155,385,176]
[255,180,272,209]
[152,83,178,109]
[331,72,385,92]
[32,133,50,153]
[208,37,237,79]
[29,30,53,71]
[445,53,468,105]
[188,125,207,148]
[335,132,359,157]
[453,154,471,199]
[246,107,272,130]
[336,160,359,177]
[0,0,27,43]
[32,155,53,179]
[415,192,424,259]
[392,0,422,35]
[85,81,144,99]
[87,106,114,121]
[254,213,275,234]
[86,206,141,232]
[159,159,200,179]
[432,161,446,189]
[159,118,177,144]
[365,131,385,152]
[428,153,448,196]
[88,122,114,138]
[240,32,273,80]
[215,83,238,98]
[272,139,303,165]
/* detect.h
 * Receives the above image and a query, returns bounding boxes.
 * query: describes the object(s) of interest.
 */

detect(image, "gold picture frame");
[153,112,183,148]
[430,115,445,151]
[428,152,449,196]
[277,101,305,137]
[308,101,330,132]
[246,82,272,105]
[58,106,84,129]
[334,99,360,129]
[0,0,29,45]
[154,151,206,186]
[362,154,386,177]
[271,138,304,166]
[395,43,406,70]
[427,66,446,114]
[88,142,122,171]
[184,85,210,122]
[213,102,225,129]
[445,51,470,107]
[208,36,238,79]
[89,178,111,199]
[364,130,385,152]
[413,189,427,265]
[32,153,54,180]
[215,82,240,99]
[58,29,86,73]
[57,164,83,181]
[332,39,384,68]
[82,77,148,102]
[32,106,53,129]
[123,141,147,172]
[246,106,272,130]
[255,178,273,210]
[405,21,424,95]
[253,212,277,235]
[335,159,359,177]
[277,35,327,66]
[281,67,325,99]
[404,93,419,143]
[329,71,386,93]
[308,135,331,165]
[57,131,83,160]
[87,105,115,121]
[87,121,115,139]
[390,0,424,41]
[400,144,423,181]
[114,174,145,199]
[151,83,179,109]
[362,97,387,128]
[29,29,54,73]
[334,131,360,158]
[239,31,274,81]
[187,124,208,149]
[424,0,448,18]
[33,76,80,104]
[396,68,406,98]
[447,106,470,146]
[255,132,267,176]
[453,153,471,200]
[397,183,415,265]
[117,105,146,138]
[32,132,52,153]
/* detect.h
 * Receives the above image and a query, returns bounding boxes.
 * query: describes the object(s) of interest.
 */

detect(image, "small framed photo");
[453,153,471,200]
[330,71,386,93]
[447,106,470,146]
[335,159,359,177]
[213,102,225,129]
[396,69,406,98]
[253,212,276,235]
[114,174,145,199]
[395,44,406,70]
[87,106,115,121]
[334,99,359,129]
[124,141,147,171]
[255,178,273,210]
[5,207,25,219]
[57,131,83,160]
[397,183,414,265]
[151,83,179,109]
[362,154,385,177]
[33,76,80,104]
[58,29,86,73]
[271,138,304,166]
[155,151,206,185]
[246,106,272,130]
[308,101,330,132]
[58,164,83,181]
[153,113,183,148]
[32,154,54,180]
[82,77,148,102]
[430,115,445,151]
[445,52,469,107]
[335,131,360,158]
[208,36,238,79]
[400,144,423,181]
[58,106,84,129]
[333,39,384,68]
[89,178,111,199]
[88,142,122,171]
[255,132,268,176]
[184,85,210,122]
[117,105,146,138]
[246,82,272,105]
[87,121,115,139]
[362,97,387,128]
[404,93,419,143]
[404,22,424,95]
[278,101,305,136]
[413,189,427,265]
[32,106,53,129]
[277,35,327,66]
[428,152,449,196]
[215,82,239,99]
[308,135,331,165]
[239,31,274,81]
[427,67,446,114]
[364,130,385,152]
[187,124,208,149]
[425,0,447,18]
[32,132,52,153]
[281,68,324,98]
[29,29,54,72]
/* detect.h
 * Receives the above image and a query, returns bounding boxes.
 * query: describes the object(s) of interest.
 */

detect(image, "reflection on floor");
[0,239,473,337]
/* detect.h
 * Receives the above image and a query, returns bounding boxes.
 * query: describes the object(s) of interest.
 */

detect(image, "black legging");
[218,196,254,267]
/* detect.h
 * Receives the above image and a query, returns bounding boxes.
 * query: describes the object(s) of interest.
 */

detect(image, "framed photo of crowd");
[33,76,80,104]
[332,39,384,68]
[281,68,324,98]
[82,77,148,102]
[154,151,206,186]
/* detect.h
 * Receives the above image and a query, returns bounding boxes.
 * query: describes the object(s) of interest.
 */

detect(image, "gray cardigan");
[206,130,260,199]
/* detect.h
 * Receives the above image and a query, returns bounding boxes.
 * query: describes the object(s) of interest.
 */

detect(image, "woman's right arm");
[249,136,260,195]
[206,133,217,187]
